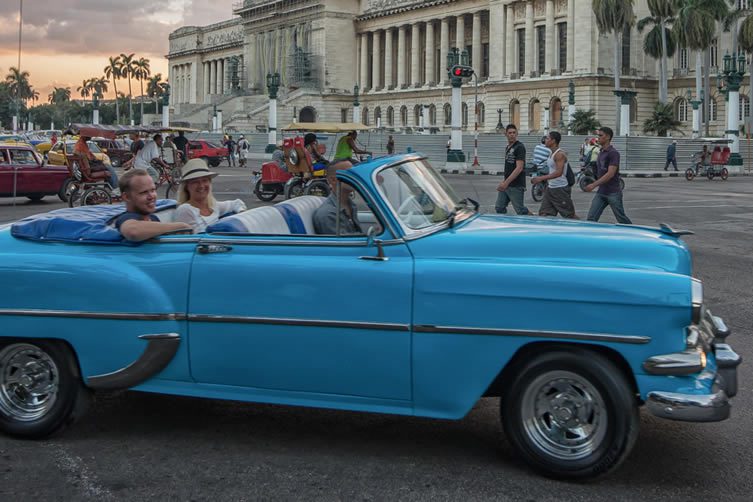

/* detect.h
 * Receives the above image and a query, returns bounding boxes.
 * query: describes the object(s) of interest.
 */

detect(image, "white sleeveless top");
[547,148,568,189]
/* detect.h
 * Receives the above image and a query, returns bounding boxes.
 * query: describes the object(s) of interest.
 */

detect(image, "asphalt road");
[1,169,752,501]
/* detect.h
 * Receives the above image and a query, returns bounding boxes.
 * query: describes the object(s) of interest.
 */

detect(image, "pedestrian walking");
[531,131,576,218]
[237,135,250,167]
[225,135,237,167]
[532,136,552,171]
[664,140,678,171]
[386,135,395,155]
[585,126,632,224]
[495,124,529,215]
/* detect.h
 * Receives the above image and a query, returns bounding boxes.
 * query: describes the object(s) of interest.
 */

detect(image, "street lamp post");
[352,84,361,124]
[567,80,575,135]
[265,72,280,154]
[92,93,100,125]
[718,52,746,167]
[496,108,503,132]
[161,85,171,127]
[446,48,467,166]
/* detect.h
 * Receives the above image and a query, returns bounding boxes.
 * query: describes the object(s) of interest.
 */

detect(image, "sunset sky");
[0,0,233,101]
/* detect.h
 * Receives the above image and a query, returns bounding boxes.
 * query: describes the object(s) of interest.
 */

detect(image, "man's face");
[155,137,163,147]
[544,135,555,149]
[506,128,518,143]
[123,175,157,215]
[597,130,610,147]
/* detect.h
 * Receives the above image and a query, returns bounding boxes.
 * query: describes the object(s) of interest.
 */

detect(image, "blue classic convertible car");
[0,154,741,480]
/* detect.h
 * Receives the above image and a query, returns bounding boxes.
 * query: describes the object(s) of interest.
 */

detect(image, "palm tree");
[92,77,109,107]
[643,102,684,136]
[146,73,165,113]
[104,55,123,124]
[120,52,137,123]
[48,86,71,105]
[738,8,753,134]
[569,109,602,135]
[638,1,677,104]
[592,0,636,134]
[77,79,93,103]
[133,57,151,124]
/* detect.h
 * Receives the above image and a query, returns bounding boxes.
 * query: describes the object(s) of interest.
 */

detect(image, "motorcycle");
[576,163,625,191]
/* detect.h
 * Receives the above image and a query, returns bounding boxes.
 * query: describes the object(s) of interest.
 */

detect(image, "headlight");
[691,278,703,324]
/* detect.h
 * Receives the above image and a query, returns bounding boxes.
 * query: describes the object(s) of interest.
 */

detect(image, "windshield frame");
[371,158,474,239]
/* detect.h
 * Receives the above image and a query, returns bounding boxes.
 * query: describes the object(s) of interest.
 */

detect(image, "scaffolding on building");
[287,46,322,90]
[224,56,248,95]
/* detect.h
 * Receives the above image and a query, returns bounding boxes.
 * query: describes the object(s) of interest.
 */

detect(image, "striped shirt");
[532,144,552,171]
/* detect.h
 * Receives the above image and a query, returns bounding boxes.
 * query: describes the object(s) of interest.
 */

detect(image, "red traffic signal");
[450,65,474,78]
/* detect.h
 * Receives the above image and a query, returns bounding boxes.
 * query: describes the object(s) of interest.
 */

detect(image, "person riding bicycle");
[133,133,170,184]
[74,135,120,195]
[304,133,328,167]
[333,131,371,164]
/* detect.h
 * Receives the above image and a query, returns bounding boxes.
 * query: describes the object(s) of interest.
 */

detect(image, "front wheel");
[721,168,729,180]
[254,179,278,202]
[707,169,715,180]
[685,168,695,181]
[59,177,74,202]
[578,176,594,192]
[304,179,331,198]
[501,349,639,480]
[284,178,304,199]
[0,340,90,438]
[531,183,545,202]
[80,187,112,206]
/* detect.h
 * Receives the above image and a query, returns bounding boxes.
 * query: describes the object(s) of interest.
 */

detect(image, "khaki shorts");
[539,185,576,218]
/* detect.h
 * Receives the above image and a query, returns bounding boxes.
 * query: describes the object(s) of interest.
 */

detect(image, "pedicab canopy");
[282,122,370,132]
[62,124,198,139]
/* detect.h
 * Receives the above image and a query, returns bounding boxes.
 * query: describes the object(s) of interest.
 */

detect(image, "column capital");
[613,89,637,105]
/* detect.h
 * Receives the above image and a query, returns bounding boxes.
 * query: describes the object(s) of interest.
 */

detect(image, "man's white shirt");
[134,140,161,170]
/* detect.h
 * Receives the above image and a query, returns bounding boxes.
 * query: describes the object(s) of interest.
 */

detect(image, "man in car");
[115,169,192,242]
[74,135,119,195]
[132,134,170,183]
[313,160,362,235]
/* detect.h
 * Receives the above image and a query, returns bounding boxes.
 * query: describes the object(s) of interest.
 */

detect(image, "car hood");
[407,214,692,275]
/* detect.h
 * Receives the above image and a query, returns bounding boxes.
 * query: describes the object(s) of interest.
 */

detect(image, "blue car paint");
[0,153,723,420]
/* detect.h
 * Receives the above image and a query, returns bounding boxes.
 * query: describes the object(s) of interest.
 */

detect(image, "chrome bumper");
[646,311,741,423]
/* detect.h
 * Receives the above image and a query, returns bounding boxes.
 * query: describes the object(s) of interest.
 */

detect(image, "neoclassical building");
[167,0,750,135]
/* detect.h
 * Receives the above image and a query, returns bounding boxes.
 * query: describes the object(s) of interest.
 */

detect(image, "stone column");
[411,22,420,86]
[212,60,218,95]
[472,11,482,76]
[372,30,382,90]
[545,0,555,74]
[525,1,534,76]
[203,62,210,103]
[614,90,637,136]
[360,33,370,89]
[490,1,505,80]
[456,14,465,50]
[247,35,257,90]
[190,63,198,104]
[385,28,394,89]
[397,26,407,88]
[567,0,575,72]
[505,5,514,76]
[425,21,435,85]
[440,18,449,85]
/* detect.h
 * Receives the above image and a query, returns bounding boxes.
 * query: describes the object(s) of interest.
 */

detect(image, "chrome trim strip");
[88,333,182,390]
[188,314,410,331]
[643,348,706,375]
[196,237,406,247]
[413,325,651,344]
[646,387,730,423]
[0,309,186,321]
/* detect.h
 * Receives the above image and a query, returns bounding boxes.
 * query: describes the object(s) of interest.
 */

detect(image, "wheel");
[619,178,625,191]
[707,169,715,180]
[284,178,304,199]
[0,340,90,438]
[209,159,221,168]
[67,186,82,208]
[111,157,121,168]
[254,179,278,202]
[578,176,594,192]
[304,179,331,198]
[500,349,639,480]
[80,187,112,206]
[721,168,729,180]
[58,178,74,202]
[685,168,695,181]
[531,183,545,202]
[26,195,44,202]
[165,181,179,199]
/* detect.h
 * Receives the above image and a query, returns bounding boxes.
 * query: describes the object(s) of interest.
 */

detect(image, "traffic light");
[450,65,474,78]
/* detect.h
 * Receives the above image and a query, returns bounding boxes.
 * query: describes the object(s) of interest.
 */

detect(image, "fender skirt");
[87,333,181,390]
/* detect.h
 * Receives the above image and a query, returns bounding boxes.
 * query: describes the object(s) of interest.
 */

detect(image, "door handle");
[197,244,233,254]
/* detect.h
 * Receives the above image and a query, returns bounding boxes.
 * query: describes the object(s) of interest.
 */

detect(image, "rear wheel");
[285,178,304,199]
[721,168,729,181]
[304,179,331,198]
[80,187,112,206]
[685,168,695,181]
[501,349,639,480]
[58,178,74,202]
[707,169,715,180]
[531,183,545,202]
[0,340,90,438]
[111,157,121,168]
[67,186,82,208]
[579,176,594,192]
[209,159,221,168]
[254,179,278,202]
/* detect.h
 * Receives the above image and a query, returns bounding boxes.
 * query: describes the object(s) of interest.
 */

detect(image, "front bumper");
[646,311,741,422]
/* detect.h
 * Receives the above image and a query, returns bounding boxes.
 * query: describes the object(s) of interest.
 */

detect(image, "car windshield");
[64,142,102,154]
[375,160,463,231]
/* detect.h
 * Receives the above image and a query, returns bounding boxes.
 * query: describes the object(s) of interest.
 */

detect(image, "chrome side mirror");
[360,226,388,262]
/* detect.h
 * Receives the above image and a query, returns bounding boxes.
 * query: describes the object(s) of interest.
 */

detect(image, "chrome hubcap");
[521,370,606,460]
[0,344,59,421]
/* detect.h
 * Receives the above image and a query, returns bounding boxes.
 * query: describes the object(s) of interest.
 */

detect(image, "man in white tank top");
[531,131,577,218]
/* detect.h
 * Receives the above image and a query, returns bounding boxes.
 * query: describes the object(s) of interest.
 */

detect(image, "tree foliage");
[643,102,684,137]
[569,109,602,135]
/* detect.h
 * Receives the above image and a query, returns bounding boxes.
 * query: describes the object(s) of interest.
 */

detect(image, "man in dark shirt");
[584,126,632,224]
[114,169,191,241]
[664,140,678,171]
[495,123,529,215]
[123,132,145,170]
[313,160,362,235]
[172,131,189,162]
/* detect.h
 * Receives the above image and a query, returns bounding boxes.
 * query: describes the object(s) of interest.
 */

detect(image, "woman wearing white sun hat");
[174,158,247,233]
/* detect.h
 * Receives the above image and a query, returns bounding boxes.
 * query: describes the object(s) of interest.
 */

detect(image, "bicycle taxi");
[252,122,370,202]
[686,138,732,181]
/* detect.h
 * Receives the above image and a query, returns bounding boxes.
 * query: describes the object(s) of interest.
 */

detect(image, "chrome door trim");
[0,309,187,321]
[413,325,651,345]
[189,314,410,332]
[195,237,405,247]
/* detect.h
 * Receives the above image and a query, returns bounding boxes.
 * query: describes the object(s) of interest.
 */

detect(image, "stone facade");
[167,0,750,135]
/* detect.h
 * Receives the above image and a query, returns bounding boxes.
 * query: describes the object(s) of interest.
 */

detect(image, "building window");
[414,104,421,126]
[550,97,562,128]
[482,43,490,78]
[341,108,348,123]
[444,103,451,125]
[466,45,473,68]
[363,108,369,126]
[462,102,469,128]
[739,94,750,122]
[429,104,437,125]
[400,105,408,126]
[675,98,688,122]
[738,0,750,9]
[710,39,718,70]
[557,22,567,72]
[708,98,717,122]
[477,102,485,125]
[517,29,525,75]
[679,48,688,69]
[529,99,541,131]
[510,99,521,127]
[374,107,382,128]
[630,97,638,124]
[622,26,631,74]
[537,25,546,75]
[387,106,394,126]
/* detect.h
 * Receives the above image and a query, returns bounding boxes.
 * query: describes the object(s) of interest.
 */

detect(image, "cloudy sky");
[0,0,233,101]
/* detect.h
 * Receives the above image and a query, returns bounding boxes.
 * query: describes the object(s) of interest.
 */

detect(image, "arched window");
[400,105,408,126]
[510,99,520,127]
[374,106,382,127]
[739,94,750,122]
[550,97,562,128]
[298,106,316,123]
[477,102,485,125]
[387,106,394,126]
[414,104,422,126]
[630,97,638,124]
[708,97,717,122]
[444,103,451,125]
[462,103,469,128]
[363,107,370,126]
[429,104,437,125]
[529,98,541,132]
[675,98,688,122]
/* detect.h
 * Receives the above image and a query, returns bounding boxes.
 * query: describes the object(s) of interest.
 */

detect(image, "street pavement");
[0,167,752,501]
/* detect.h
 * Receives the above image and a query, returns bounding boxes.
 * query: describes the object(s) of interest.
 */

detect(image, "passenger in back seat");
[312,160,362,235]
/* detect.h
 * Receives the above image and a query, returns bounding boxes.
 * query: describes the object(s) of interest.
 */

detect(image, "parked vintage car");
[0,142,69,201]
[47,141,112,167]
[187,139,227,167]
[91,137,132,167]
[0,154,740,480]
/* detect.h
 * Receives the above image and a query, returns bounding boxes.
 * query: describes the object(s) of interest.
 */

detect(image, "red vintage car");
[187,140,227,167]
[0,143,69,202]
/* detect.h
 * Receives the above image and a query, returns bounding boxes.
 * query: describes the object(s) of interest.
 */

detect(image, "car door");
[11,148,44,193]
[47,143,65,165]
[187,233,414,403]
[0,148,12,195]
